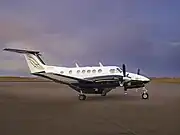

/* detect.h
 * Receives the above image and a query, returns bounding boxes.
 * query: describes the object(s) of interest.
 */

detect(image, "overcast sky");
[0,0,180,77]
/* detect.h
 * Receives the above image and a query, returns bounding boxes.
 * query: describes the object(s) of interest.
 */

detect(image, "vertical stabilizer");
[3,48,46,73]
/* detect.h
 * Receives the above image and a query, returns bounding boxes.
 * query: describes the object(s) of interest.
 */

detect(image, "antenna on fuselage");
[99,62,103,67]
[75,63,79,67]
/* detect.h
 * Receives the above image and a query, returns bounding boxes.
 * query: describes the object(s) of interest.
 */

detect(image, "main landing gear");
[78,94,86,100]
[78,91,107,100]
[78,90,86,100]
[101,90,107,96]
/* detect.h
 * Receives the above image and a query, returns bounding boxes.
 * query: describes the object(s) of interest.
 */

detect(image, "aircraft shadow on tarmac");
[86,94,142,101]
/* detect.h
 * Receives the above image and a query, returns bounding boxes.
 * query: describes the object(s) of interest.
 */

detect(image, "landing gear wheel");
[78,94,86,100]
[142,92,149,99]
[101,92,107,96]
[124,87,128,95]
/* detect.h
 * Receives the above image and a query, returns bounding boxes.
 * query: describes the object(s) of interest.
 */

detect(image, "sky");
[0,0,180,77]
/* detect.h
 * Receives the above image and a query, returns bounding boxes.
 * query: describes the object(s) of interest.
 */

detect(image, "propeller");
[122,64,131,80]
[121,64,130,92]
[122,64,126,77]
[119,64,131,88]
[137,68,140,75]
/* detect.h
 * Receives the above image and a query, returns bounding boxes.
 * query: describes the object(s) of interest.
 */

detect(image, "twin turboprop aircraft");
[3,48,150,100]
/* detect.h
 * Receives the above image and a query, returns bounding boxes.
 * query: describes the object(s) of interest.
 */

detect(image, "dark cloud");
[0,0,180,77]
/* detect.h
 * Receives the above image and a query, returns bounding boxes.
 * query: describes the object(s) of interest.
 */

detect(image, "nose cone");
[142,76,150,84]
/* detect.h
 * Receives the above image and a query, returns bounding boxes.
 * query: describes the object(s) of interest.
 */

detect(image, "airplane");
[3,48,150,100]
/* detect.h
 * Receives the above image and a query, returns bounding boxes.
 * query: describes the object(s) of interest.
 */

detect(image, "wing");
[70,75,123,92]
[33,71,122,84]
[32,72,122,92]
[85,75,123,82]
[33,71,93,85]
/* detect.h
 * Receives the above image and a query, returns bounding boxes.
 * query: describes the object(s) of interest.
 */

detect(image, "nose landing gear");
[124,86,149,99]
[142,92,149,99]
[141,87,149,100]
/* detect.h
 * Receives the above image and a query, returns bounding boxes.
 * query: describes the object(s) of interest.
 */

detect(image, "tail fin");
[3,48,46,73]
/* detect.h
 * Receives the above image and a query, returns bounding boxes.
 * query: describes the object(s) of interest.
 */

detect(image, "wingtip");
[3,48,8,51]
[3,48,13,52]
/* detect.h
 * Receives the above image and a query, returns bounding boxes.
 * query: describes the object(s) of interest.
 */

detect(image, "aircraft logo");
[27,54,44,70]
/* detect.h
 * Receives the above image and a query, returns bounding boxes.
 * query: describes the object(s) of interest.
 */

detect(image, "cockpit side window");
[110,69,115,73]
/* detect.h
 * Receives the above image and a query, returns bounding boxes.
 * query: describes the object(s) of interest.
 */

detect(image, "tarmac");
[0,81,180,135]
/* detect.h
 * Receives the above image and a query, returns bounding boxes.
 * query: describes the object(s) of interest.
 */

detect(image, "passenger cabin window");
[87,70,91,73]
[82,70,85,73]
[110,69,115,73]
[98,69,102,73]
[60,71,64,74]
[92,69,96,73]
[77,70,80,74]
[69,70,72,74]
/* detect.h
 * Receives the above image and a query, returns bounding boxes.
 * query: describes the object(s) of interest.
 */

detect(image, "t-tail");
[3,48,46,73]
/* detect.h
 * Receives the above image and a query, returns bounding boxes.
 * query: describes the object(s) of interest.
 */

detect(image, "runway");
[0,82,180,135]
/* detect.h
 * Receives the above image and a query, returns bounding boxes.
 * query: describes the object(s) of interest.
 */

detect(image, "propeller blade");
[122,64,126,77]
[119,64,132,89]
[137,68,140,75]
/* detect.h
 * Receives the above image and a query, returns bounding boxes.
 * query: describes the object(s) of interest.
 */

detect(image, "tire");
[142,92,149,99]
[101,92,107,96]
[78,94,86,100]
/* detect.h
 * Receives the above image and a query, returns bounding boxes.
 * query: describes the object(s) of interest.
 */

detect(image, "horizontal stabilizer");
[3,48,41,55]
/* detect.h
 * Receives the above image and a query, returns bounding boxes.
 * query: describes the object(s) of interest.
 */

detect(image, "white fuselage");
[3,48,151,100]
[44,65,150,82]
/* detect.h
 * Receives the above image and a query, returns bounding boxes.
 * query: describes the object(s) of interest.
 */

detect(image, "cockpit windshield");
[116,68,122,73]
